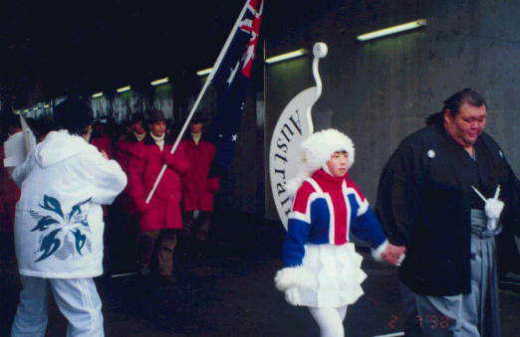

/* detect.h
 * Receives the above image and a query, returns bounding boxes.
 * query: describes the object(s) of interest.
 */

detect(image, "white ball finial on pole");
[312,42,328,109]
[313,42,328,59]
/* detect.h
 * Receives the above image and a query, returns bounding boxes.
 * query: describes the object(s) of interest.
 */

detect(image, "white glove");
[285,287,301,306]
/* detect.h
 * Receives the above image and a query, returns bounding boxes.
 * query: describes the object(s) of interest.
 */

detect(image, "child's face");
[326,151,349,177]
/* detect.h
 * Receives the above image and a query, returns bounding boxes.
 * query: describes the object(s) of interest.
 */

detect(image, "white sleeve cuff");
[357,200,369,216]
[371,240,389,262]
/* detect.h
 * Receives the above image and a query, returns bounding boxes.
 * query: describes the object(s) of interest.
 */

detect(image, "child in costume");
[274,129,404,337]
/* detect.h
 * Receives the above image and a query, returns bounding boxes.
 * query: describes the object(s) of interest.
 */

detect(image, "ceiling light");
[92,92,103,98]
[196,68,213,76]
[151,77,170,86]
[265,49,307,64]
[357,19,427,41]
[116,86,131,93]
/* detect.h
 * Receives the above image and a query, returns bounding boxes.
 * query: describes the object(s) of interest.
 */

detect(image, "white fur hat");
[287,129,355,194]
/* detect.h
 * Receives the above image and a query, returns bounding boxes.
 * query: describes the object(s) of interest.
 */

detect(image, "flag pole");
[20,113,37,154]
[145,0,253,204]
[14,110,37,154]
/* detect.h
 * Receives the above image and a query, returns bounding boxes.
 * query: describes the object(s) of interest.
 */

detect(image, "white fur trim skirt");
[275,243,367,308]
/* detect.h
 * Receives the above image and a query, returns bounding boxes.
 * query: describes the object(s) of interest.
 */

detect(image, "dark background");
[1,0,519,220]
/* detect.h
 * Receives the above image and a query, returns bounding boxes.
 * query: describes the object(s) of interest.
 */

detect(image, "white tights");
[308,305,348,337]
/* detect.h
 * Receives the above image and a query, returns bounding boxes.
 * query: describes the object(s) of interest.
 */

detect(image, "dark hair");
[53,98,93,136]
[425,88,487,126]
[0,109,18,141]
[190,116,207,125]
[443,88,486,116]
[130,112,145,125]
[32,117,54,141]
[4,112,22,133]
[146,108,166,124]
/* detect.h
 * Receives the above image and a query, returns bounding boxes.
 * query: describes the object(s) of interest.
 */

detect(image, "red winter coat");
[181,137,220,211]
[91,136,116,217]
[113,136,144,214]
[128,136,190,232]
[91,135,114,159]
[115,134,145,173]
[116,142,136,173]
[0,145,21,233]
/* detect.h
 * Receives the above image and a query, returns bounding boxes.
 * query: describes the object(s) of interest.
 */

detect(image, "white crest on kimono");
[427,149,436,159]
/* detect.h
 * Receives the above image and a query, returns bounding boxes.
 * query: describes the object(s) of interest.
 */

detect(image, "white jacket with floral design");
[12,130,127,278]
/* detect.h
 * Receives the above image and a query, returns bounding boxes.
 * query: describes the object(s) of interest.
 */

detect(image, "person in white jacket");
[10,98,127,337]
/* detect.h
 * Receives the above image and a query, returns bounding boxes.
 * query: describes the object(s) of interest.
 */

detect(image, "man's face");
[444,103,487,147]
[326,151,349,177]
[190,122,203,133]
[131,121,145,134]
[150,120,166,137]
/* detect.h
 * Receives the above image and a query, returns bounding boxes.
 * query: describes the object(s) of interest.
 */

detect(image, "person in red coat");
[91,120,116,219]
[115,113,147,174]
[1,146,22,234]
[0,115,22,269]
[181,118,220,242]
[128,110,190,281]
[107,113,148,274]
[113,114,148,214]
[91,119,117,159]
[0,142,17,268]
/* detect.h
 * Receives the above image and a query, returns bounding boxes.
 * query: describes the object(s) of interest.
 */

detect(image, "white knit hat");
[287,129,355,194]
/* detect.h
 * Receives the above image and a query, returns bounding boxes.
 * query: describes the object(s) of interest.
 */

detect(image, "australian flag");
[209,0,264,177]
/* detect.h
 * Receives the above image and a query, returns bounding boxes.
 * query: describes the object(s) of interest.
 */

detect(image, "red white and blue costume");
[275,129,388,309]
[284,170,385,265]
